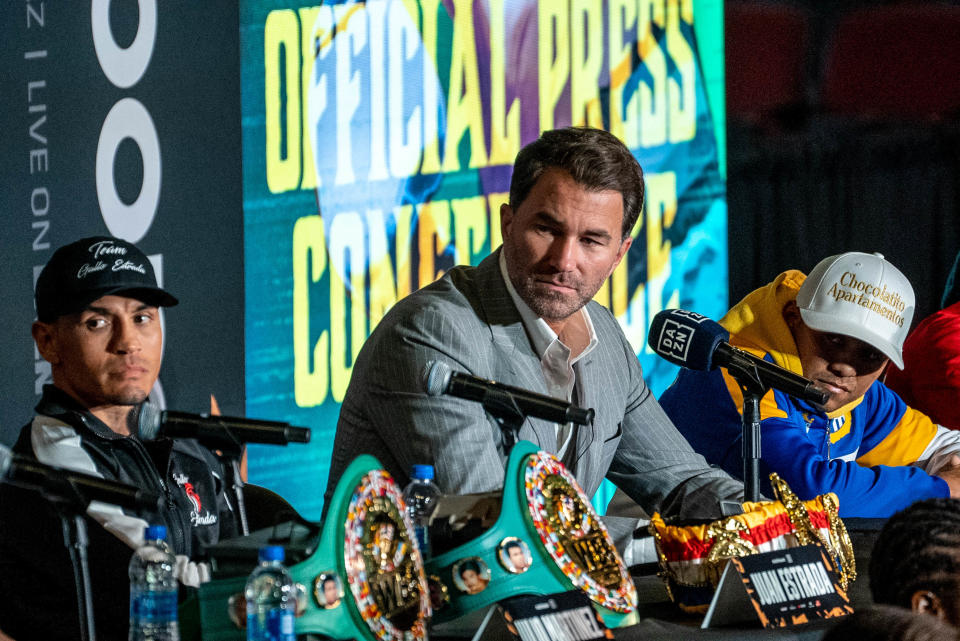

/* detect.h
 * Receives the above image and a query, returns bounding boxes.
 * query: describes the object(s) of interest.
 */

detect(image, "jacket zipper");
[123,437,189,556]
[824,423,831,461]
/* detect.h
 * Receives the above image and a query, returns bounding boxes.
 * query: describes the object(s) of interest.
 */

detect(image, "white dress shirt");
[499,252,598,459]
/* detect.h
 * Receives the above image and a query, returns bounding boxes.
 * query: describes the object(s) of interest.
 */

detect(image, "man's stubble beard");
[514,278,590,322]
[110,388,150,407]
[504,247,599,323]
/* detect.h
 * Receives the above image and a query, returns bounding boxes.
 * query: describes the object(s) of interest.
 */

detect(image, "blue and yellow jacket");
[660,271,955,517]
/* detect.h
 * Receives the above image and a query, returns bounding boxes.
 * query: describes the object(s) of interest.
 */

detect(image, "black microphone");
[0,444,162,513]
[423,361,595,426]
[139,404,311,449]
[648,309,830,406]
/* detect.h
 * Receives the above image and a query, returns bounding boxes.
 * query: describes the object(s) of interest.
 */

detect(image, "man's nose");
[111,319,142,354]
[827,359,856,378]
[546,236,577,271]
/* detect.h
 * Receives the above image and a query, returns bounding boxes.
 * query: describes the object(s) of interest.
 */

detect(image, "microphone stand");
[43,482,98,641]
[62,513,95,641]
[213,439,250,536]
[478,388,526,457]
[724,361,770,503]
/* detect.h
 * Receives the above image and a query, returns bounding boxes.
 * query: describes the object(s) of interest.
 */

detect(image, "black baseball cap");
[35,236,178,322]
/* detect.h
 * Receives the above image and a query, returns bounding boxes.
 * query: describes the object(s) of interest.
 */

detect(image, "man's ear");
[608,236,633,279]
[500,202,514,243]
[911,590,946,620]
[32,320,60,366]
[782,300,802,330]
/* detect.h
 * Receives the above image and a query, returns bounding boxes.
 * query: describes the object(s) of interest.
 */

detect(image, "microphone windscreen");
[138,402,163,441]
[647,309,729,371]
[423,361,452,396]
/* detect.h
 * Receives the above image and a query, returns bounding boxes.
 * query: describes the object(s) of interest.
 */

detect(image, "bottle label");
[247,609,295,641]
[414,524,429,556]
[131,590,178,623]
[267,609,295,640]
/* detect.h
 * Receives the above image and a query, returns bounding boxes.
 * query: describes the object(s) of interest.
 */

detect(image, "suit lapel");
[571,328,603,495]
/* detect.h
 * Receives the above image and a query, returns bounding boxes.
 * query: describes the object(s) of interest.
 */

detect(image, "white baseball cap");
[796,252,915,368]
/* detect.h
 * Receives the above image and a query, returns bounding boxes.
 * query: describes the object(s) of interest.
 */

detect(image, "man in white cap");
[660,252,960,517]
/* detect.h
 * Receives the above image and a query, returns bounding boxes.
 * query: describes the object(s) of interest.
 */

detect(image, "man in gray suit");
[323,127,742,520]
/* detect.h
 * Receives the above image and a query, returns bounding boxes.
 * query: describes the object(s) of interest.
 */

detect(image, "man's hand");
[937,454,960,497]
[175,555,211,587]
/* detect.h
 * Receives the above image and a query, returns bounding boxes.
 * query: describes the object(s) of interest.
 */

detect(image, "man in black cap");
[0,237,238,641]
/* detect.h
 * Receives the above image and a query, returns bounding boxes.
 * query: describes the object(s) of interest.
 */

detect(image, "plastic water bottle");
[128,525,179,641]
[402,464,441,559]
[245,545,296,641]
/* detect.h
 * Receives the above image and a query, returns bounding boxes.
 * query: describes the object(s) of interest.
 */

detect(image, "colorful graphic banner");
[241,0,728,518]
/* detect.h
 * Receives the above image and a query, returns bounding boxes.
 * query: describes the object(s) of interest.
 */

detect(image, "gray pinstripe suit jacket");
[323,250,742,519]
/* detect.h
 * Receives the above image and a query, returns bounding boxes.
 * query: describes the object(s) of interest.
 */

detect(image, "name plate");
[498,591,611,641]
[702,544,852,629]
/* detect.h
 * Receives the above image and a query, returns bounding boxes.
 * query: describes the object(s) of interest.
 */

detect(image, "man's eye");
[85,318,107,330]
[134,313,153,323]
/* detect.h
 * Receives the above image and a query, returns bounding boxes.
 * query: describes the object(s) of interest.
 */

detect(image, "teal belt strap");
[197,454,430,641]
[426,440,637,628]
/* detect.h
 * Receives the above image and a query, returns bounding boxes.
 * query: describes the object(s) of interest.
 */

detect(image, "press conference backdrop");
[0,3,245,445]
[241,0,730,518]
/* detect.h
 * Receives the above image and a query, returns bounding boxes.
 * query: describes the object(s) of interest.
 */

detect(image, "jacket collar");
[35,384,138,441]
[720,270,807,374]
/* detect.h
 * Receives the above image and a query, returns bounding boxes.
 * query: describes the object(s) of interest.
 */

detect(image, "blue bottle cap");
[145,525,167,541]
[259,545,285,562]
[411,464,434,481]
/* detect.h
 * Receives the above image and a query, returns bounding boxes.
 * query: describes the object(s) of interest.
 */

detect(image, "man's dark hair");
[459,559,483,577]
[509,127,644,240]
[869,498,960,614]
[504,540,523,553]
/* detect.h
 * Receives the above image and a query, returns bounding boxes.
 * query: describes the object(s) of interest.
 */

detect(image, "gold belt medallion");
[525,452,637,613]
[343,469,431,640]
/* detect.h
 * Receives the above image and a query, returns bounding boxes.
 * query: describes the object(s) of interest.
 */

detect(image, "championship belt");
[426,440,637,628]
[648,473,856,613]
[197,454,431,640]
